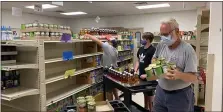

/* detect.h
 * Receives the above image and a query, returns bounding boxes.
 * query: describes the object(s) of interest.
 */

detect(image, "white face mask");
[161,35,175,46]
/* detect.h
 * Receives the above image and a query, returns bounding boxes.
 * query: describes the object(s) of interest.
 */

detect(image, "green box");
[145,66,154,78]
[153,65,163,76]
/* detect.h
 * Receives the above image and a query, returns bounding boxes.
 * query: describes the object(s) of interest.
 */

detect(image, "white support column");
[38,40,46,111]
[206,2,222,111]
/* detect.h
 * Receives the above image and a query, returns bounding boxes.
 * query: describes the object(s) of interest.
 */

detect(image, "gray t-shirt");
[154,40,198,91]
[102,42,118,67]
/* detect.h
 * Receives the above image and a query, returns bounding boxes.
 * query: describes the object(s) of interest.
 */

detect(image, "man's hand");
[152,58,157,64]
[164,69,182,80]
[84,34,93,39]
[140,74,147,79]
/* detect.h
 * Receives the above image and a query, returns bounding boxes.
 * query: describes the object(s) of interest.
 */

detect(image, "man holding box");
[134,32,156,111]
[152,18,198,112]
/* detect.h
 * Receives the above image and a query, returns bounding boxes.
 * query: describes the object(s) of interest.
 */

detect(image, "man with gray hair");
[152,18,198,112]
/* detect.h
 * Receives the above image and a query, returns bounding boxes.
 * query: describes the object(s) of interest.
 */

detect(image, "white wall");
[208,2,222,111]
[68,10,197,33]
[2,10,67,29]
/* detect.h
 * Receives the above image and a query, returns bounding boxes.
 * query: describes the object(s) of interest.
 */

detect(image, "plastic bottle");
[1,26,5,40]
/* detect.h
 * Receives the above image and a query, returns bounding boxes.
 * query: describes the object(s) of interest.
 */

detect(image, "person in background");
[84,34,119,100]
[134,32,156,110]
[152,18,198,112]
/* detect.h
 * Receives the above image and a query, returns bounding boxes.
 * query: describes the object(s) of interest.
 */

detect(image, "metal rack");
[1,35,134,111]
[1,40,43,111]
[194,8,210,108]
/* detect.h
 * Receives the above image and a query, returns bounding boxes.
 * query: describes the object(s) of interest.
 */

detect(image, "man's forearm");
[134,61,139,72]
[178,72,198,83]
[88,35,103,47]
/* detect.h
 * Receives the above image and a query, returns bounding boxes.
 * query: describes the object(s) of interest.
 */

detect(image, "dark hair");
[111,40,117,48]
[142,32,154,43]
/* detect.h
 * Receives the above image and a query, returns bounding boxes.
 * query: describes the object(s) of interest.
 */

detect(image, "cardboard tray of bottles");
[105,67,157,90]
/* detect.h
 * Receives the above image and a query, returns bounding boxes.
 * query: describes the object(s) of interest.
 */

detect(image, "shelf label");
[63,51,74,61]
[64,69,76,79]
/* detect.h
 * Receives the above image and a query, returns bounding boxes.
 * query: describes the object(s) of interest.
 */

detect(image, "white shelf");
[184,40,197,46]
[200,32,209,46]
[44,39,101,43]
[118,49,131,52]
[45,52,103,63]
[21,27,71,34]
[117,39,132,41]
[2,60,16,64]
[201,32,209,38]
[1,40,39,47]
[46,66,103,84]
[152,42,160,44]
[1,87,39,101]
[1,63,38,71]
[1,51,18,55]
[201,24,209,31]
[117,57,132,63]
[46,84,91,106]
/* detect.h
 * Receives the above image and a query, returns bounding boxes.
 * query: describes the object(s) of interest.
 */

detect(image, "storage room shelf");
[20,28,71,34]
[200,32,209,47]
[44,39,107,43]
[1,63,38,71]
[118,49,131,52]
[201,32,209,38]
[117,57,132,63]
[2,105,26,112]
[46,66,103,84]
[184,40,197,46]
[2,60,16,65]
[201,24,209,31]
[197,99,205,108]
[80,35,118,39]
[1,87,39,101]
[117,39,132,41]
[1,40,39,47]
[45,52,103,63]
[46,84,91,106]
[152,42,160,44]
[1,51,18,55]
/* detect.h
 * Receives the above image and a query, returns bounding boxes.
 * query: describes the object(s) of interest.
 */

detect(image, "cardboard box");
[95,92,104,102]
[106,92,113,101]
[96,101,114,112]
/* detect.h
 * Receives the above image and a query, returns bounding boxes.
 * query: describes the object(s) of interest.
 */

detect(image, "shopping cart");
[103,67,158,112]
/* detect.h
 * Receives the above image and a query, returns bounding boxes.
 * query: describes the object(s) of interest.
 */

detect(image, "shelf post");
[37,40,47,111]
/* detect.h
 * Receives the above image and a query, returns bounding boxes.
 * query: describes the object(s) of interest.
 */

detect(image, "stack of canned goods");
[76,96,96,112]
[145,58,177,78]
[22,23,70,30]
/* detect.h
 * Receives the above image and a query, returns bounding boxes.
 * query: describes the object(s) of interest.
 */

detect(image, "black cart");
[103,68,158,112]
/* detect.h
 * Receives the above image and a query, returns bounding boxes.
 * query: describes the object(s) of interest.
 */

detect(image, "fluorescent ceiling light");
[60,12,87,15]
[25,4,58,9]
[136,3,170,9]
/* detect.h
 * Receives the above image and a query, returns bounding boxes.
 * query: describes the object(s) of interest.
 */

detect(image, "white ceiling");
[1,1,208,19]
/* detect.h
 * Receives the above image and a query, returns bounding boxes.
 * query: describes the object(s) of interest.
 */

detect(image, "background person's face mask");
[141,40,147,45]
